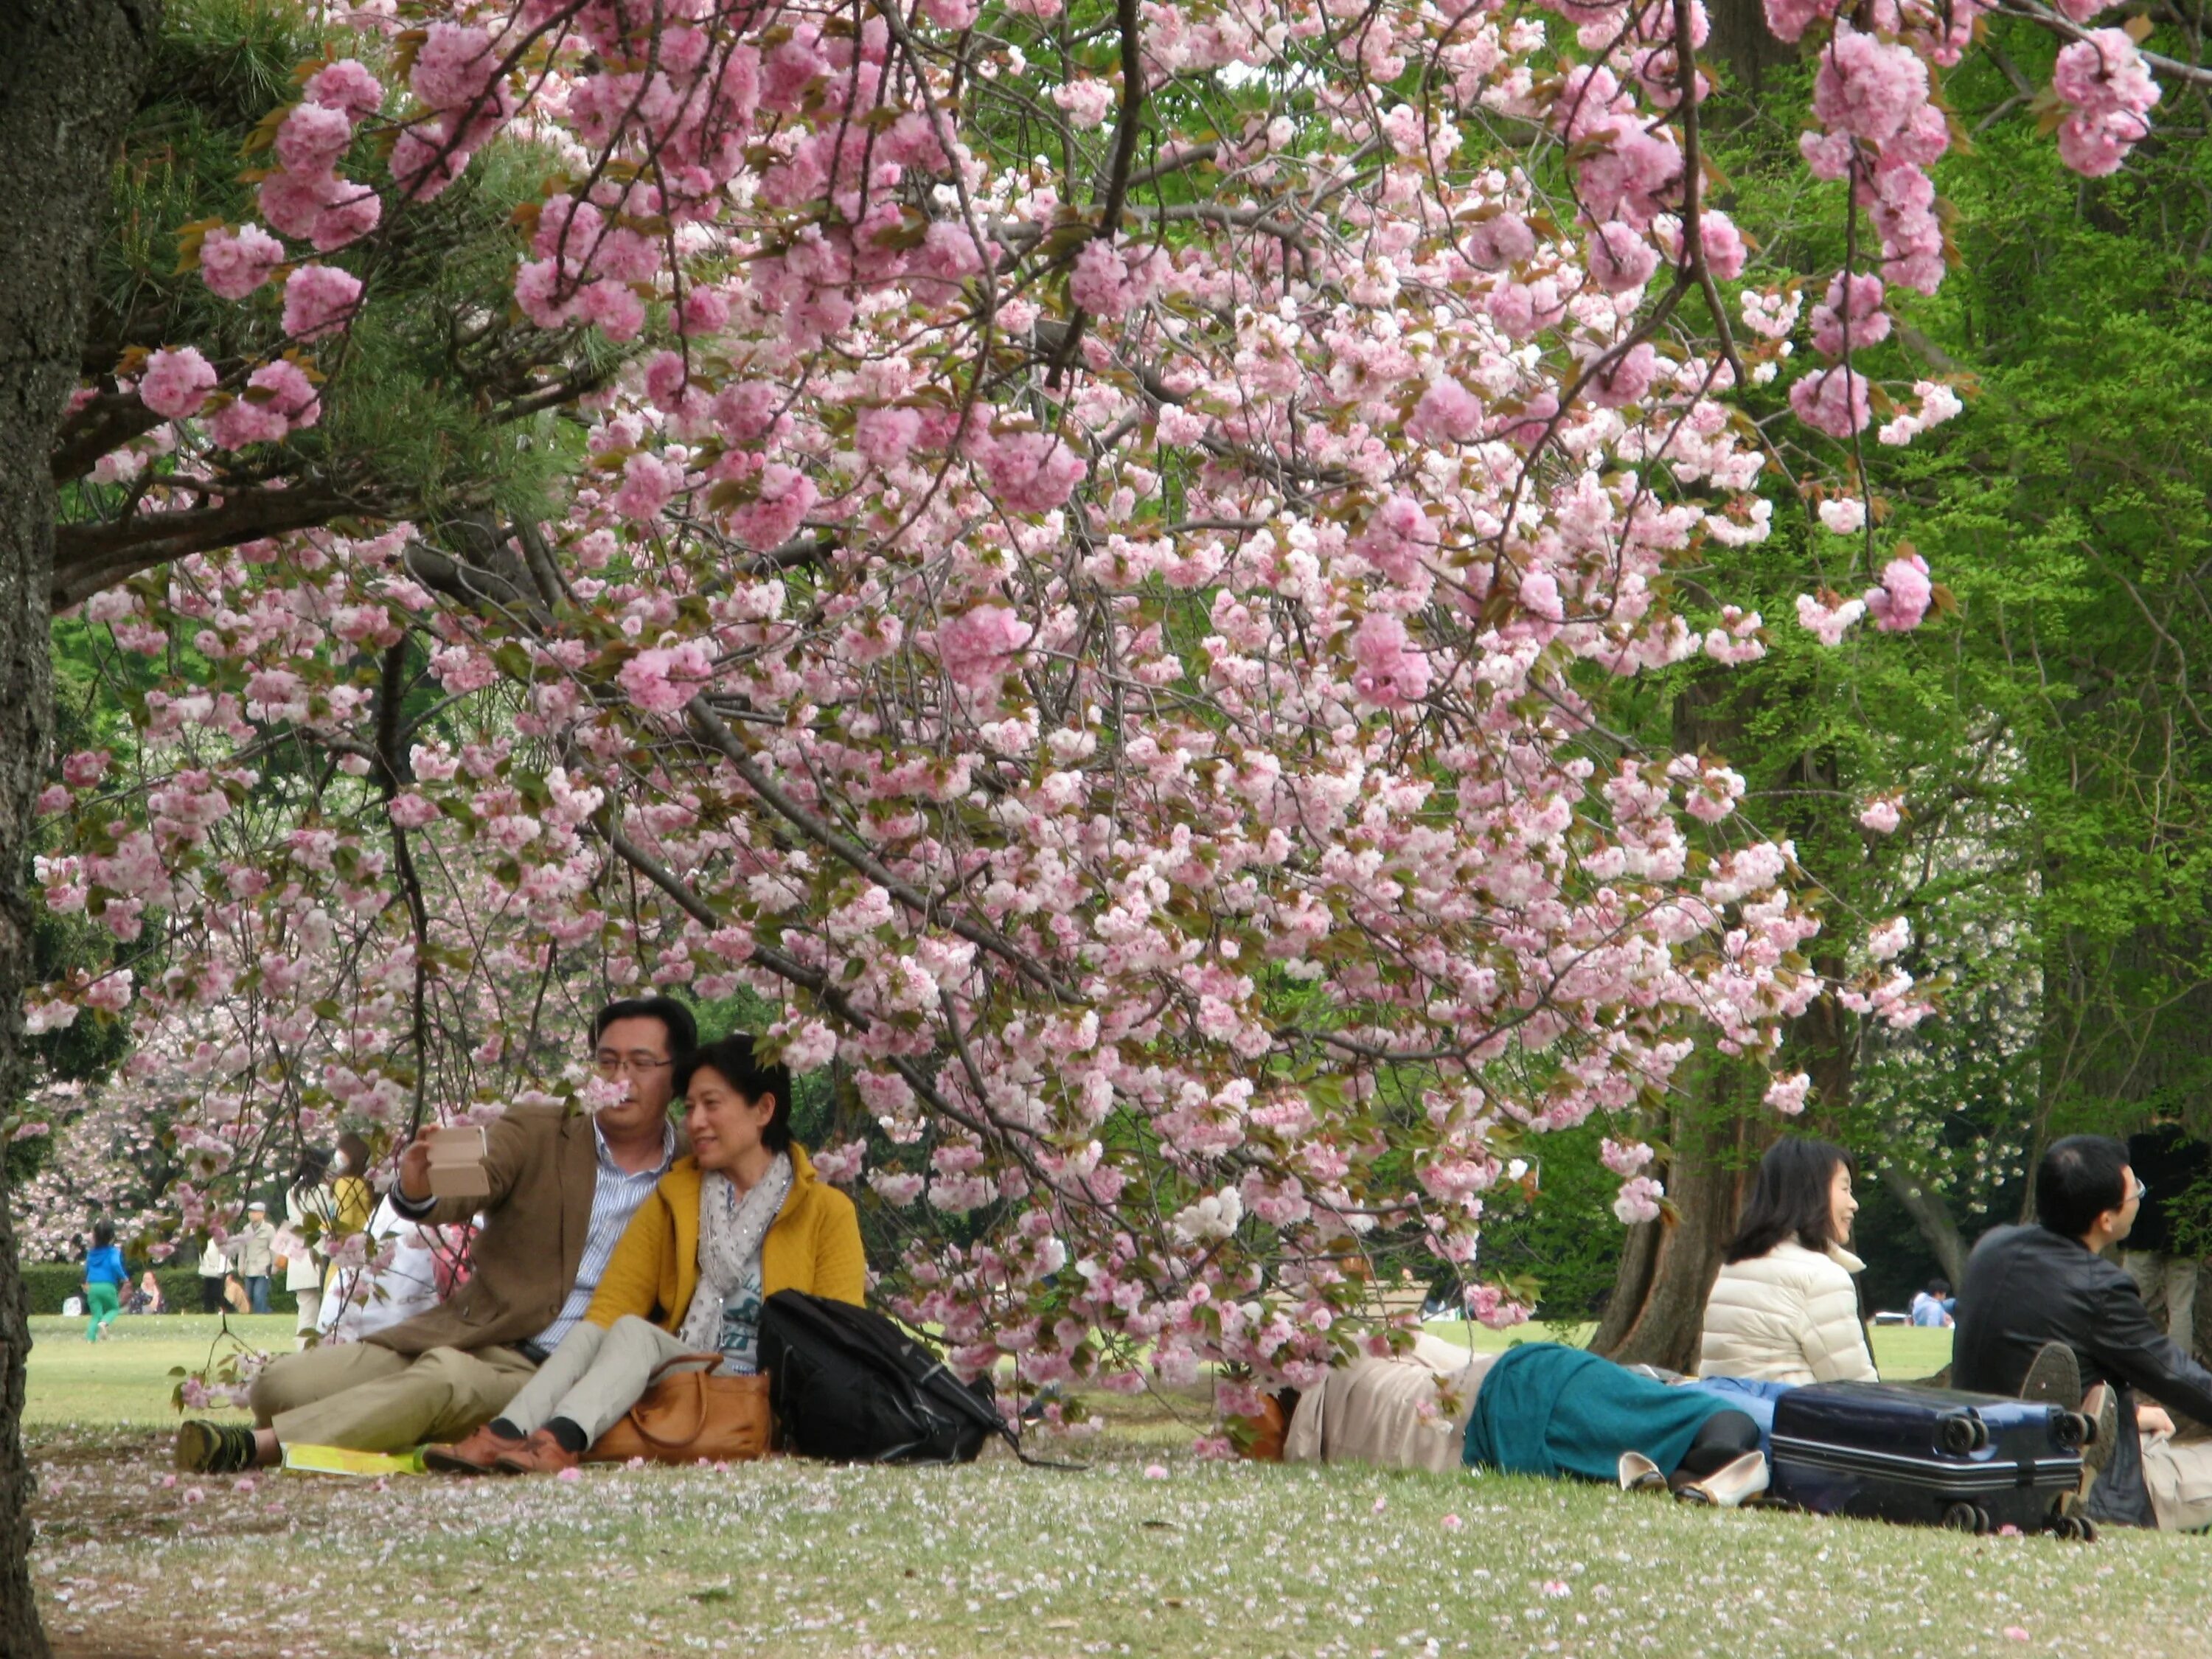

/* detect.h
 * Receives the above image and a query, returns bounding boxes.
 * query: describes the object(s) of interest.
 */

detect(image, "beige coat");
[1283,1333,1498,1473]
[1698,1239,1878,1385]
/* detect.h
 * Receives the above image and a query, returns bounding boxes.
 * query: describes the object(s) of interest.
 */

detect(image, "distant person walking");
[82,1220,127,1341]
[285,1150,336,1347]
[229,1200,277,1315]
[2124,1113,2209,1352]
[197,1235,229,1314]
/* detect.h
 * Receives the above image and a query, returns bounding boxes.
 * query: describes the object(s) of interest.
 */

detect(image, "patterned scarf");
[677,1151,793,1358]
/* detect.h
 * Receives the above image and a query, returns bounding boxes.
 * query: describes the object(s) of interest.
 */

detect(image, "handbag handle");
[629,1352,742,1450]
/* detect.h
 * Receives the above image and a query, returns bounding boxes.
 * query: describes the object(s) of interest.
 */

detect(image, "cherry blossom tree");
[4,0,2206,1644]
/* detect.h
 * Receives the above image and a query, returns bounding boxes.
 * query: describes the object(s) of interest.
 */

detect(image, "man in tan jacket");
[174,997,692,1472]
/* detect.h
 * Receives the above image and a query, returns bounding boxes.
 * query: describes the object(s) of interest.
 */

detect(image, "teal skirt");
[1462,1343,1731,1483]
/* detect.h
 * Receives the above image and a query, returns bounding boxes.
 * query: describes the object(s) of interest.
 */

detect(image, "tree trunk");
[0,6,159,1654]
[1588,1067,1767,1370]
[1878,1164,1969,1289]
[1705,0,1798,92]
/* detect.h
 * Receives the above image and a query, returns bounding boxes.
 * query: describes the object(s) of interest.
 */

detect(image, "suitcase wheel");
[1941,1501,1990,1534]
[1937,1414,1985,1456]
[2045,1509,2100,1543]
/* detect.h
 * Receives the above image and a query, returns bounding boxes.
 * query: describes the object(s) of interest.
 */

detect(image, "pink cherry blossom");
[933,604,1034,690]
[139,347,218,419]
[1864,552,1933,633]
[302,59,384,119]
[1859,797,1903,835]
[198,223,284,300]
[1795,591,1868,647]
[1348,613,1431,709]
[274,102,357,176]
[282,263,364,340]
[411,23,501,111]
[1790,365,1872,438]
[1812,24,1929,146]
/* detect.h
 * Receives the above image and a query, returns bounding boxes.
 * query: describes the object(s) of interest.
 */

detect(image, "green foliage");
[74,0,610,546]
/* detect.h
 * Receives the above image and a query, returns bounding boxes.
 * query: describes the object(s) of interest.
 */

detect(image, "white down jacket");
[1697,1240,1878,1385]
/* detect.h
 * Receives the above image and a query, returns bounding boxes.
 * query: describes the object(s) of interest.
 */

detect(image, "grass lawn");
[26,1315,2212,1659]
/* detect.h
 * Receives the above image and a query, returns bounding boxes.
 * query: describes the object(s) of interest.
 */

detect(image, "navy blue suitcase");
[1768,1381,2092,1537]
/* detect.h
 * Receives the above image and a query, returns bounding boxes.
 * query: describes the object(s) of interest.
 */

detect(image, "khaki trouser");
[250,1339,538,1452]
[2143,1434,2212,1532]
[497,1315,709,1445]
[2122,1251,2201,1349]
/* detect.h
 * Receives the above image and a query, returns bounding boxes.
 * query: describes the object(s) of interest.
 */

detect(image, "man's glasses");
[2131,1179,2149,1203]
[594,1053,672,1078]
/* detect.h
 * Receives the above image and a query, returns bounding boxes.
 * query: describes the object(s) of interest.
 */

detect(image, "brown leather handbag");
[585,1352,773,1465]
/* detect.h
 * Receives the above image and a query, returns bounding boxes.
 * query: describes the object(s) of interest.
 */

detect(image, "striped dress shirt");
[530,1121,675,1352]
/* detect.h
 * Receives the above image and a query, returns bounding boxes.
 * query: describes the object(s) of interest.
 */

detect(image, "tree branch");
[52,484,358,610]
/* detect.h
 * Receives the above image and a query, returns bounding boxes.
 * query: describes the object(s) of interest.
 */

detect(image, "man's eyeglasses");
[2131,1179,2149,1203]
[595,1053,672,1078]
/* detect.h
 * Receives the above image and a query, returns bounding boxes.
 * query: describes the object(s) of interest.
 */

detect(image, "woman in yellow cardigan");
[426,1033,864,1474]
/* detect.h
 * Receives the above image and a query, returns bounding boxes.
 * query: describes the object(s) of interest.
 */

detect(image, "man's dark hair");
[1926,1277,1950,1298]
[592,995,698,1060]
[2036,1134,2131,1239]
[91,1219,115,1248]
[674,1034,794,1153]
[1722,1137,1854,1265]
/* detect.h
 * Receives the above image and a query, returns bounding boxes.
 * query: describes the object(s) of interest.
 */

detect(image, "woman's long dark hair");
[1722,1138,1854,1265]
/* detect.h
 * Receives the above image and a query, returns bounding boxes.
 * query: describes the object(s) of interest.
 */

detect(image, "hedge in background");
[18,1262,296,1317]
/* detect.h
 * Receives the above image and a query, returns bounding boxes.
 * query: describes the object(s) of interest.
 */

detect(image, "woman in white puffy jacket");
[1698,1138,1879,1385]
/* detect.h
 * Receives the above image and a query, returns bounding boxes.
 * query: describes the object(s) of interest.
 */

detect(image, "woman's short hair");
[675,1034,794,1153]
[1722,1137,1854,1265]
[2036,1135,2129,1239]
[91,1219,115,1248]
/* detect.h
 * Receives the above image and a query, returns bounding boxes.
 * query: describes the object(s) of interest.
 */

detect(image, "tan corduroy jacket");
[583,1144,866,1332]
[370,1106,612,1357]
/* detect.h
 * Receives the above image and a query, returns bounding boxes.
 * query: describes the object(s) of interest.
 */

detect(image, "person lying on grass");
[1251,1332,1769,1506]
[173,996,692,1473]
[426,1033,866,1475]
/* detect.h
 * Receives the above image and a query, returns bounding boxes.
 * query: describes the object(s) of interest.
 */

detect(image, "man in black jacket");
[1955,1134,2212,1530]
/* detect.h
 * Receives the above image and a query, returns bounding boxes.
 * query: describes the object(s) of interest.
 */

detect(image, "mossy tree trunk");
[0,5,159,1653]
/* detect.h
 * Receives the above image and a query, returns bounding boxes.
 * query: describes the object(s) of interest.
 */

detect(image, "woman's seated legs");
[497,1315,703,1452]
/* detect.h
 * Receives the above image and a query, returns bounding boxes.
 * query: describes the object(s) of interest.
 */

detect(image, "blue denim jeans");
[1683,1377,1795,1455]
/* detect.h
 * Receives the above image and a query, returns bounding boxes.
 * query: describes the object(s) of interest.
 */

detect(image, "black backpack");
[759,1290,1012,1464]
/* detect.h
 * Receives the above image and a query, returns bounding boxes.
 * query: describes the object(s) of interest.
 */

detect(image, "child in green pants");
[83,1220,127,1342]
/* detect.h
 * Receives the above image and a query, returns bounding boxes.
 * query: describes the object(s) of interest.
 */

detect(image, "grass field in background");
[21,1313,286,1426]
